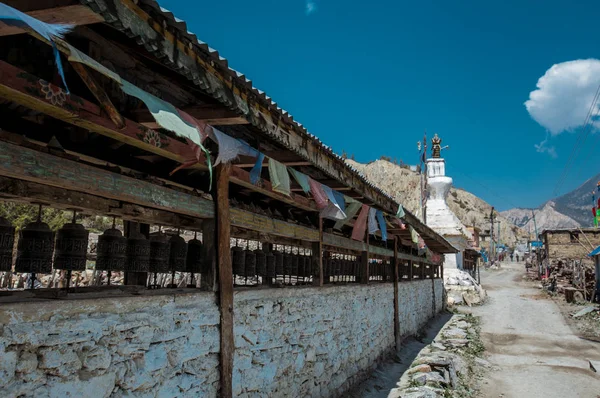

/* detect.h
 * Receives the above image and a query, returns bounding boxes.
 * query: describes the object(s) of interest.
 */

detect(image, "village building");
[0,1,456,397]
[541,228,600,266]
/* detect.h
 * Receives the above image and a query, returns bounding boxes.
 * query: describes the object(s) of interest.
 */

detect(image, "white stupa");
[425,135,471,270]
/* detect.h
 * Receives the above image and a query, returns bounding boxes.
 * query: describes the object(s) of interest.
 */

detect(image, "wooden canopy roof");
[0,0,455,254]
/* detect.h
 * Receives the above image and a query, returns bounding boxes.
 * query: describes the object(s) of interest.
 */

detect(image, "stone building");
[541,228,600,266]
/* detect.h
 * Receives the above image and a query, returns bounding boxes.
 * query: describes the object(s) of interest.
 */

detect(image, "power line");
[553,84,600,195]
[452,170,521,210]
[573,106,600,181]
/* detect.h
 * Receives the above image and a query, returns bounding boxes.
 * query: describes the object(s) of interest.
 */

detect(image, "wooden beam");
[230,208,319,242]
[0,139,318,242]
[213,164,234,398]
[131,105,249,127]
[0,176,207,229]
[0,60,200,166]
[322,232,434,265]
[229,165,316,212]
[0,139,215,219]
[201,219,217,291]
[70,62,125,129]
[0,62,318,212]
[236,161,312,168]
[392,236,400,348]
[0,5,104,37]
[312,217,324,286]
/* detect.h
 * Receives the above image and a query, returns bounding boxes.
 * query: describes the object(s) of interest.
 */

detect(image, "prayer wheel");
[124,231,150,272]
[95,226,127,271]
[254,249,266,277]
[291,254,299,277]
[15,219,54,274]
[244,249,256,276]
[297,255,306,278]
[265,251,275,278]
[169,233,188,272]
[0,217,15,272]
[54,220,89,271]
[186,236,205,274]
[274,251,284,276]
[149,233,170,273]
[232,246,245,275]
[283,253,292,276]
[332,258,341,277]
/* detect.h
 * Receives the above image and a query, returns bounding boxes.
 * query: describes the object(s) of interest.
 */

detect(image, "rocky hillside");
[501,202,580,233]
[347,159,528,246]
[551,173,600,227]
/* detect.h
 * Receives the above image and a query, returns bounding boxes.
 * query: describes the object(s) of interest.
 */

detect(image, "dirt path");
[471,262,600,397]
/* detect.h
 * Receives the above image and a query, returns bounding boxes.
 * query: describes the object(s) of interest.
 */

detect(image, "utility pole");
[497,220,501,259]
[489,207,495,264]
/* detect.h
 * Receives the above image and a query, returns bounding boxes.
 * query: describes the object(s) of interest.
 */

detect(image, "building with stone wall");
[0,1,454,396]
[541,228,600,266]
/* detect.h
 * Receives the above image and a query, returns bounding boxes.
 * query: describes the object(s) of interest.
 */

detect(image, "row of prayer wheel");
[231,246,313,278]
[0,210,206,276]
[370,260,393,280]
[323,256,360,278]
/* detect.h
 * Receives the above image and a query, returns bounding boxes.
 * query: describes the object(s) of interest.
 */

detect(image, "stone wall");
[232,279,443,397]
[546,231,600,265]
[0,292,220,397]
[0,279,443,398]
[397,279,444,337]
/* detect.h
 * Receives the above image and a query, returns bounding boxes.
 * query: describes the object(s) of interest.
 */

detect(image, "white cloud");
[534,134,557,158]
[305,0,316,15]
[525,59,600,136]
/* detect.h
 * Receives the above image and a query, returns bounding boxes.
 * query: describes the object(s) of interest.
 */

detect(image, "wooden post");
[392,237,400,348]
[123,221,148,286]
[409,260,413,281]
[312,217,324,286]
[360,234,370,284]
[213,164,233,398]
[201,219,217,291]
[262,243,274,286]
[70,62,126,129]
[420,261,425,279]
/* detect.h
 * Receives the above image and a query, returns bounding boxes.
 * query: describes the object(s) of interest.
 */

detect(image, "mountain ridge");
[501,172,600,231]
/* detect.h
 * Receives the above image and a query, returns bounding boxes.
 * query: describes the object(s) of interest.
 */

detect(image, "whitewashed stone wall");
[232,284,396,397]
[0,279,443,398]
[0,292,220,397]
[397,279,444,337]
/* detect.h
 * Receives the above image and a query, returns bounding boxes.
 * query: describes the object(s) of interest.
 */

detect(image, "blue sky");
[161,0,600,211]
